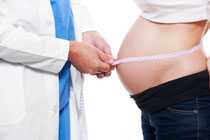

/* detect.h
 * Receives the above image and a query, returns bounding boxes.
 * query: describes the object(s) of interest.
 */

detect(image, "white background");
[82,1,210,140]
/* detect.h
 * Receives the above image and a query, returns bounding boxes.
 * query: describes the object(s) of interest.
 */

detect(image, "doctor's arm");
[0,24,69,74]
[0,9,111,75]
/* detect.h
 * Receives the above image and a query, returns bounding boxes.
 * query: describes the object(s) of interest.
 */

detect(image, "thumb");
[98,61,111,73]
[98,50,114,64]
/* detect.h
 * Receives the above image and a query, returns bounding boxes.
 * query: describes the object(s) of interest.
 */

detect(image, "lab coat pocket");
[0,63,26,125]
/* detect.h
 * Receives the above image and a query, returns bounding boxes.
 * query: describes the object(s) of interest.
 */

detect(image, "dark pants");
[141,95,210,140]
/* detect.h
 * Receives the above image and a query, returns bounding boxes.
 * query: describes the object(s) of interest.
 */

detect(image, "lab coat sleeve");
[71,0,96,33]
[0,13,69,74]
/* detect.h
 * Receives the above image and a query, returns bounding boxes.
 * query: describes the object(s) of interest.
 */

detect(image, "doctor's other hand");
[68,41,112,75]
[82,31,114,78]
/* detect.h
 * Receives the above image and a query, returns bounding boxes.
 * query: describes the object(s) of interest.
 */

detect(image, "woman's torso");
[116,17,207,95]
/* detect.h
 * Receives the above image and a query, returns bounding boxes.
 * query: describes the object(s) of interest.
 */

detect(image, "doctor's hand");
[68,41,112,75]
[82,31,114,78]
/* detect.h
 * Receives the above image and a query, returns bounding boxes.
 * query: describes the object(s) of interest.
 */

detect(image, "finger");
[111,64,116,70]
[95,38,113,55]
[89,71,100,76]
[82,32,94,44]
[97,61,112,73]
[98,50,114,64]
[102,44,112,56]
[97,73,105,79]
[104,71,111,77]
[111,58,119,66]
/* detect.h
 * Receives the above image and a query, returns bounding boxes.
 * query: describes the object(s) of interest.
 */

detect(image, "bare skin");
[116,17,208,95]
[69,40,113,75]
[68,31,114,78]
[82,31,114,78]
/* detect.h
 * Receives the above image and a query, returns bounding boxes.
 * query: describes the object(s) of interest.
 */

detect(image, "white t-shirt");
[134,0,210,23]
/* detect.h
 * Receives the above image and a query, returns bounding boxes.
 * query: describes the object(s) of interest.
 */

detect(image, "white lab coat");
[0,0,94,140]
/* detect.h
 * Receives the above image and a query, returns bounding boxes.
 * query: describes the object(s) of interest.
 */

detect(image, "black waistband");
[131,70,210,114]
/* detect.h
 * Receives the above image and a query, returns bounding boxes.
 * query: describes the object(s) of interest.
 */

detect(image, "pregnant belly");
[116,17,207,95]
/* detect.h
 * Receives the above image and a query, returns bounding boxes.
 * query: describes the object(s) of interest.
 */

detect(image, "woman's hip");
[141,95,210,140]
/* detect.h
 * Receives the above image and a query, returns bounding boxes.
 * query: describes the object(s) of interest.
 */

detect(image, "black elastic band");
[131,70,210,113]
